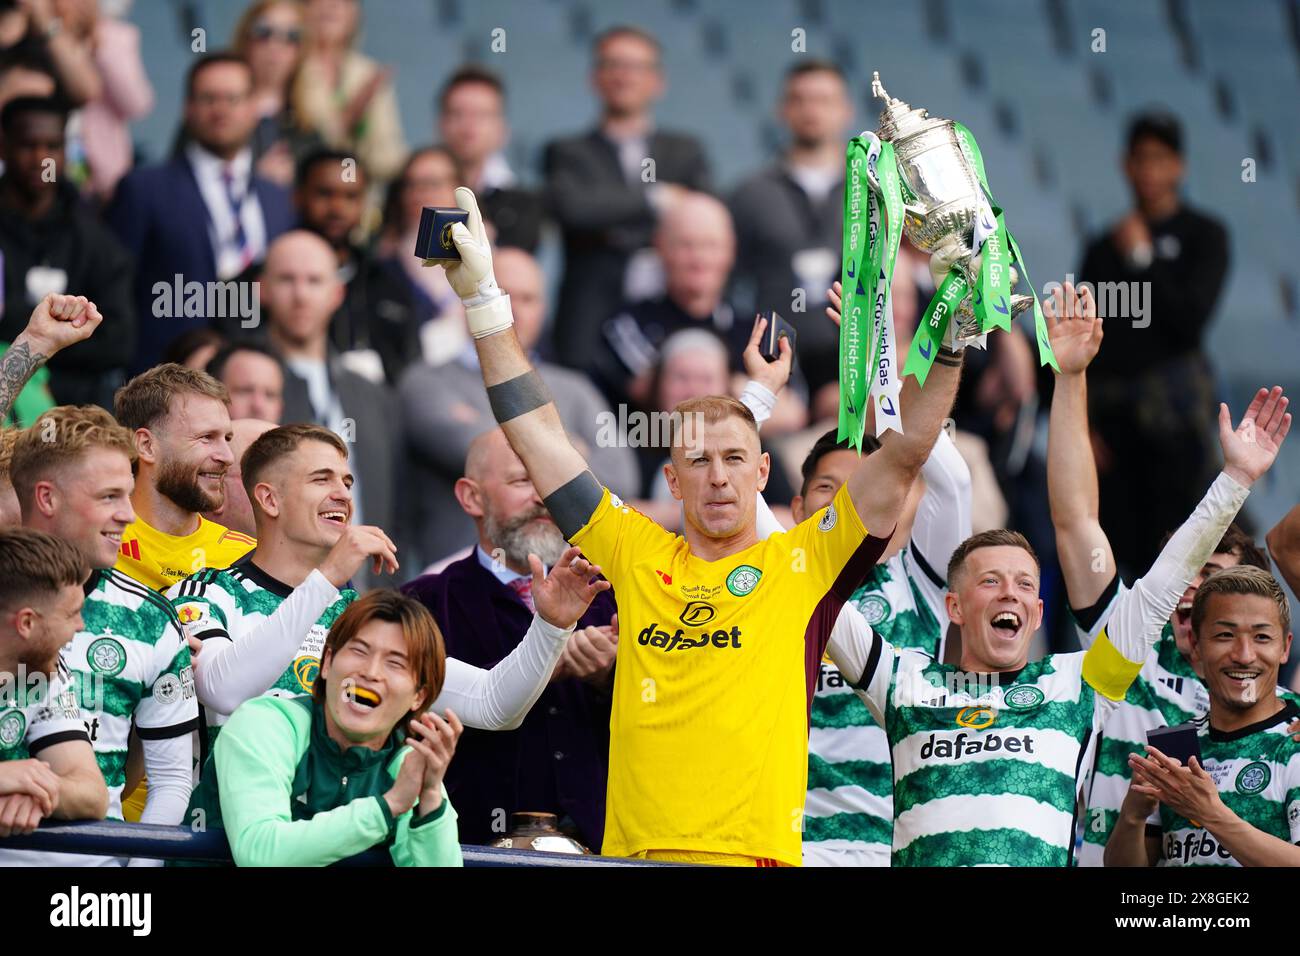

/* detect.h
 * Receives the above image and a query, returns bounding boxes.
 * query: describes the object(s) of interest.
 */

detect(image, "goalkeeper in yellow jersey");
[435,186,964,866]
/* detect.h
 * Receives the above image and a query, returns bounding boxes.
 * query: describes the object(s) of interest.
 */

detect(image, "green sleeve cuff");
[375,794,396,831]
[410,799,448,829]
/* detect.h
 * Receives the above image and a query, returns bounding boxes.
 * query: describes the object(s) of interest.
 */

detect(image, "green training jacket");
[188,694,463,867]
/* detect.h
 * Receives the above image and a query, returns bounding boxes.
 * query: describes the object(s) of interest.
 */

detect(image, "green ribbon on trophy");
[902,123,1058,384]
[838,132,904,452]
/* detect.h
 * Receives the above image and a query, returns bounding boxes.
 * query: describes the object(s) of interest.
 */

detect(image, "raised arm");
[429,548,609,730]
[0,295,102,422]
[1045,283,1115,609]
[1097,387,1290,675]
[909,426,973,583]
[739,313,794,538]
[1266,504,1300,602]
[824,282,963,536]
[444,188,597,536]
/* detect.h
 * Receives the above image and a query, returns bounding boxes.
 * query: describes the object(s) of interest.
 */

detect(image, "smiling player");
[185,590,465,867]
[828,378,1290,865]
[1043,281,1292,865]
[1106,565,1300,866]
[112,365,254,591]
[438,185,964,866]
[170,423,611,749]
[7,406,197,865]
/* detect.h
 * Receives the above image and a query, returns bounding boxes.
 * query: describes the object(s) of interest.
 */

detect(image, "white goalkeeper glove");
[444,186,514,338]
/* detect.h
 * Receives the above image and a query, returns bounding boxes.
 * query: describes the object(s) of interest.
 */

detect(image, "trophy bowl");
[872,72,1030,343]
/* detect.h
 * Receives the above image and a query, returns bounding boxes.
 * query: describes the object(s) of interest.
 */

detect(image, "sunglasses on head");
[251,22,302,44]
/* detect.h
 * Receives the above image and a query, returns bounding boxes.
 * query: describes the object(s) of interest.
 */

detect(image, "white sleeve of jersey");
[24,663,88,753]
[194,570,340,716]
[1104,472,1250,666]
[826,603,892,726]
[128,732,196,867]
[909,428,972,599]
[137,733,193,827]
[739,379,776,430]
[1072,579,1127,650]
[904,547,951,641]
[430,614,573,731]
[754,491,789,539]
[1283,750,1300,845]
[134,617,199,735]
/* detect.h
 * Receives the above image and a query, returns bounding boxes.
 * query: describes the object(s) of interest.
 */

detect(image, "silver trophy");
[871,72,1032,342]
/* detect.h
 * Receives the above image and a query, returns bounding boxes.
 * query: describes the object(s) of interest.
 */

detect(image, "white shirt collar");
[186,143,253,189]
[476,545,529,586]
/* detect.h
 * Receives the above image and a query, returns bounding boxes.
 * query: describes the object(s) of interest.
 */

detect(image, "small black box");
[413,206,469,261]
[1147,722,1202,766]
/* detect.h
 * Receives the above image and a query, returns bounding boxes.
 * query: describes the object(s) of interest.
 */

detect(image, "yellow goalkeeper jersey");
[115,515,255,592]
[571,483,886,866]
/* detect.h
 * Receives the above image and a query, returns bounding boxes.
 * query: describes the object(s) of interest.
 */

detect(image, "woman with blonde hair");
[295,0,406,185]
[231,0,322,187]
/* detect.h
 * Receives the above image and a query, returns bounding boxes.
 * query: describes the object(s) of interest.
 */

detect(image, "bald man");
[402,426,618,849]
[593,189,749,409]
[202,418,277,537]
[398,247,636,569]
[264,230,403,585]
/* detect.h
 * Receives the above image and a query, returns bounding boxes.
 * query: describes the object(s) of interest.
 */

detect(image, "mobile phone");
[760,312,797,363]
[1146,722,1201,766]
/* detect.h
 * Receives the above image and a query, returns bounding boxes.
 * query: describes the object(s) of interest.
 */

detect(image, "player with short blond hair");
[6,404,197,865]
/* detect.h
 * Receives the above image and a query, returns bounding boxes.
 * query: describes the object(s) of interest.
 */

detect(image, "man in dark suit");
[107,53,294,372]
[543,26,711,369]
[402,427,617,850]
[260,230,400,588]
[730,60,853,393]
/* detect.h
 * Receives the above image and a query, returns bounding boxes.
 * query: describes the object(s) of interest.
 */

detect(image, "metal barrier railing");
[1,821,675,866]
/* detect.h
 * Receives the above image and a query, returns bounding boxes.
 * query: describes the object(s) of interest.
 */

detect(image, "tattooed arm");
[0,295,102,422]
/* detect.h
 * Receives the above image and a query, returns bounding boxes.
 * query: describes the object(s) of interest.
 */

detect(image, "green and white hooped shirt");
[1158,700,1300,866]
[831,471,1251,865]
[1074,578,1298,866]
[0,658,87,762]
[0,570,198,867]
[168,555,355,745]
[805,547,946,864]
[1074,575,1208,866]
